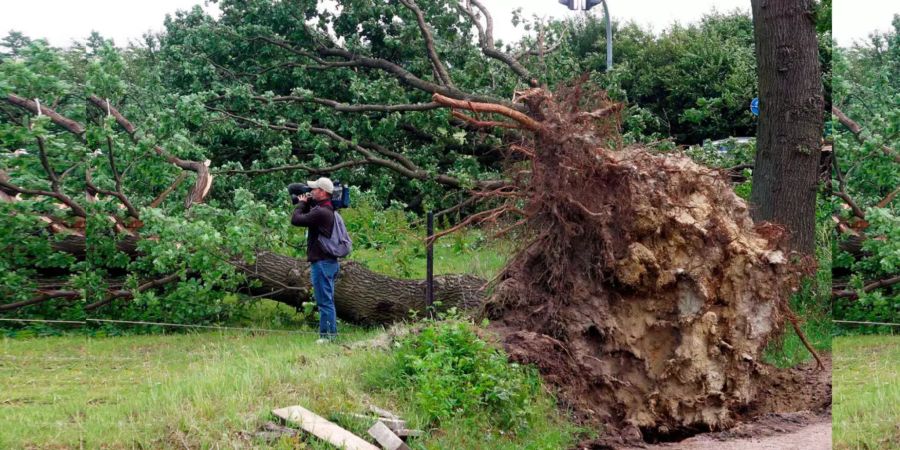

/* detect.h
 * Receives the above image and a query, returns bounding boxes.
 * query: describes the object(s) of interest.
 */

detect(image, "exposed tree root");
[785,309,825,370]
[434,82,813,442]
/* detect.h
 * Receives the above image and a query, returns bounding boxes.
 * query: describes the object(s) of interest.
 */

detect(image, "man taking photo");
[291,177,341,343]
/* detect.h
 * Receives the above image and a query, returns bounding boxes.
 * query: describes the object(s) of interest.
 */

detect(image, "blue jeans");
[311,259,340,338]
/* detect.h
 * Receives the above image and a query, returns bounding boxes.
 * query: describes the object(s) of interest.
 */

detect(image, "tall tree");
[0,31,32,58]
[749,0,825,254]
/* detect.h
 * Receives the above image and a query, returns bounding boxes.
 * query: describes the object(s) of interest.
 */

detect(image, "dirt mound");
[746,355,831,416]
[476,85,814,443]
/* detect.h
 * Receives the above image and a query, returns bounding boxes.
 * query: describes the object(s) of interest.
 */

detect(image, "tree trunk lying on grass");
[8,240,486,323]
[243,251,486,324]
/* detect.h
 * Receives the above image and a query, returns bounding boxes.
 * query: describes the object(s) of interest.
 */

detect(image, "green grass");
[762,272,833,368]
[762,293,833,368]
[0,325,579,449]
[763,219,833,369]
[349,229,513,281]
[833,334,900,450]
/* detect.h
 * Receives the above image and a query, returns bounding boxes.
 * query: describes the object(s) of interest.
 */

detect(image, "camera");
[288,181,350,209]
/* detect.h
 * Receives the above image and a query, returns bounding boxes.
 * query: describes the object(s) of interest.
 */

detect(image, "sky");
[833,1,898,47]
[0,0,895,49]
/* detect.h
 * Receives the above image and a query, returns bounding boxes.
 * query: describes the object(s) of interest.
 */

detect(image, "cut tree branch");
[213,159,367,176]
[314,46,521,108]
[451,110,520,129]
[833,275,900,300]
[832,105,900,163]
[432,93,543,131]
[252,35,517,109]
[875,185,900,208]
[254,95,442,113]
[212,107,506,190]
[456,0,539,87]
[832,153,866,220]
[84,273,184,310]
[0,169,87,217]
[515,40,563,60]
[398,0,455,88]
[84,168,141,220]
[5,94,86,137]
[0,290,80,312]
[87,95,213,209]
[149,172,187,208]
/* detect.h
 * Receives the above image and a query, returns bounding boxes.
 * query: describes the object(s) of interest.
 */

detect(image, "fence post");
[426,210,435,317]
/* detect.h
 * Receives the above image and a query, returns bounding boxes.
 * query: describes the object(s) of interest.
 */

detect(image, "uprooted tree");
[2,0,829,440]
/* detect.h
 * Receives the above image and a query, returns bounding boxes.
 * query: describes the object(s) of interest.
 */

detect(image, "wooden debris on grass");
[273,405,379,450]
[367,421,410,450]
[347,412,423,437]
[254,421,299,442]
[366,404,423,437]
[369,404,400,420]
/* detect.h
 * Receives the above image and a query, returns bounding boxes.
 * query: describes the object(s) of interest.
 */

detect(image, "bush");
[382,316,543,433]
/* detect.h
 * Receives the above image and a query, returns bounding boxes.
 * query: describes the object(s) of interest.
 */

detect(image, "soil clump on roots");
[466,84,824,445]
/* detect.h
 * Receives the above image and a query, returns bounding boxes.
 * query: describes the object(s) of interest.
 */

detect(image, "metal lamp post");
[559,0,612,71]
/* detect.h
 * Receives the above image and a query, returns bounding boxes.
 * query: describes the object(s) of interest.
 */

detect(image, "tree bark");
[749,0,824,254]
[244,252,486,324]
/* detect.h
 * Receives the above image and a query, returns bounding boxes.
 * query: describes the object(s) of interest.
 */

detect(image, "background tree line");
[830,16,900,327]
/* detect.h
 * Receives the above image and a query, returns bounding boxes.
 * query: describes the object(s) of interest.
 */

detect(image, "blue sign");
[750,97,759,116]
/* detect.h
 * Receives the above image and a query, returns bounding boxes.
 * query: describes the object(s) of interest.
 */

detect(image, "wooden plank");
[273,405,379,450]
[376,417,407,433]
[347,412,377,421]
[395,428,423,438]
[368,404,401,420]
[347,413,406,432]
[367,421,410,450]
[346,413,421,437]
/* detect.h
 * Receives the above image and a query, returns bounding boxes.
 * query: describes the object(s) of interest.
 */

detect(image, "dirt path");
[632,416,832,449]
[575,356,832,450]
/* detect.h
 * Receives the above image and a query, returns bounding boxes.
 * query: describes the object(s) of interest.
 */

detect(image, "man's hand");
[291,193,310,205]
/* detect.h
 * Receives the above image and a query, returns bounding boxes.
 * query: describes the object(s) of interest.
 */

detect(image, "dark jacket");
[291,200,336,262]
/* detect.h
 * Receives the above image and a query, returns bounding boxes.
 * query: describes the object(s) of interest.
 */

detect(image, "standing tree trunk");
[749,0,824,254]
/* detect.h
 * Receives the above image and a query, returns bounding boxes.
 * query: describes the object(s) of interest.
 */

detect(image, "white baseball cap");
[306,177,334,194]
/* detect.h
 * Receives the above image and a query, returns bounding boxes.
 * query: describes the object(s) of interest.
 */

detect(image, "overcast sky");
[0,0,894,49]
[833,1,898,47]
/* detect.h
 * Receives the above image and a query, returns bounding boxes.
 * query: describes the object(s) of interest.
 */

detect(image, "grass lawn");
[348,230,512,281]
[0,327,578,449]
[762,306,832,368]
[833,334,900,449]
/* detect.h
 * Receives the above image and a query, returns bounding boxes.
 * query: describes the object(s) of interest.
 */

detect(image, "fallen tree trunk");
[243,252,486,324]
[6,239,487,324]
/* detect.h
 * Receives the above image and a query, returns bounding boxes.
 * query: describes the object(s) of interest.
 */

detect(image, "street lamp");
[559,0,612,71]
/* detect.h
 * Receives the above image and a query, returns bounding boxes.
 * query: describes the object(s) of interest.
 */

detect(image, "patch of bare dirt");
[621,416,832,450]
[570,357,831,449]
[746,355,831,416]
